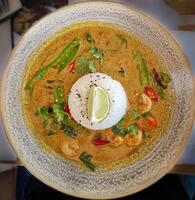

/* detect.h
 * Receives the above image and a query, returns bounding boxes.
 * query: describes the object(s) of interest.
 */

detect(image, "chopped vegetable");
[147,116,157,129]
[132,50,151,85]
[118,67,125,77]
[117,34,127,48]
[127,124,139,136]
[75,57,96,74]
[47,130,56,136]
[92,139,109,145]
[159,72,171,84]
[52,103,69,125]
[68,60,76,73]
[144,86,158,102]
[36,107,49,127]
[153,79,165,99]
[64,104,71,116]
[88,47,104,65]
[112,123,128,136]
[85,32,95,44]
[79,152,96,171]
[128,108,141,120]
[63,125,77,138]
[152,68,167,89]
[25,39,80,90]
[54,86,64,104]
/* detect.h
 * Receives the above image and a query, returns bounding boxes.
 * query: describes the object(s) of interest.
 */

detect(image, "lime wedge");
[88,86,110,122]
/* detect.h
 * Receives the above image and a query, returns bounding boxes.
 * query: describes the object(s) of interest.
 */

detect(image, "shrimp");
[125,130,143,147]
[138,93,152,114]
[61,140,79,157]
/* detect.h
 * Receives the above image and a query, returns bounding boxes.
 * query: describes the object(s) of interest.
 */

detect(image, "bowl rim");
[1,1,195,199]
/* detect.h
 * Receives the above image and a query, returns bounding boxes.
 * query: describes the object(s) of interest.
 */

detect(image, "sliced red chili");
[64,104,71,115]
[68,60,76,72]
[147,116,157,128]
[144,86,158,102]
[92,139,109,145]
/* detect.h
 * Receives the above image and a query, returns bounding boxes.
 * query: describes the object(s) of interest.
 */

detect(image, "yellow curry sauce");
[22,22,174,170]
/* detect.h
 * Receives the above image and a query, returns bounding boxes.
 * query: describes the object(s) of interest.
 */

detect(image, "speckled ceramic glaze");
[1,1,195,199]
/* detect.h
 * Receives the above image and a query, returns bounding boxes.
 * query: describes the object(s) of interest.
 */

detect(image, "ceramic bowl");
[1,1,195,199]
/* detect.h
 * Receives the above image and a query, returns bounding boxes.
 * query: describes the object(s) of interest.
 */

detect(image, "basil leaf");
[52,104,69,125]
[129,108,141,119]
[88,47,104,64]
[63,125,77,138]
[79,152,96,171]
[127,124,139,136]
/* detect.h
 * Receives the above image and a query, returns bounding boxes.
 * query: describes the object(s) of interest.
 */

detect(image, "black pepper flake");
[91,123,93,125]
[96,75,100,77]
[86,97,88,100]
[112,100,115,102]
[107,88,110,91]
[81,111,83,113]
[76,93,81,98]
[103,77,106,79]
[95,80,97,82]
[94,83,97,87]
[79,120,81,123]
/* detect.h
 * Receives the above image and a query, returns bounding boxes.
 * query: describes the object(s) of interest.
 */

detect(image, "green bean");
[25,39,80,90]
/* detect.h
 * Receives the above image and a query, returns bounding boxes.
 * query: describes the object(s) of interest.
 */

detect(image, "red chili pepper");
[64,104,71,115]
[92,139,109,145]
[144,86,158,102]
[68,60,76,72]
[147,116,157,129]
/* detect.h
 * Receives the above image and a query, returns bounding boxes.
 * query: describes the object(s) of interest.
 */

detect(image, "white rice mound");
[68,72,127,130]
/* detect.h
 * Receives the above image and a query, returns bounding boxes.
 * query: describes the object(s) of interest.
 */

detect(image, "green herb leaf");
[88,47,104,64]
[159,72,171,84]
[85,32,95,44]
[129,108,141,119]
[79,152,96,171]
[63,125,77,138]
[76,57,96,74]
[153,79,165,99]
[36,106,50,128]
[52,103,69,125]
[47,130,56,136]
[127,124,139,136]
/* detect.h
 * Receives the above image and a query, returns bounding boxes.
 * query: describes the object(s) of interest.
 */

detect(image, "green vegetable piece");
[75,57,96,74]
[36,107,49,128]
[88,47,104,64]
[117,34,128,48]
[52,103,69,125]
[85,32,95,44]
[129,108,141,119]
[153,79,165,99]
[132,50,151,85]
[25,39,80,90]
[159,72,171,84]
[54,86,64,104]
[79,152,96,171]
[112,118,128,136]
[127,124,139,136]
[63,125,77,138]
[47,130,56,136]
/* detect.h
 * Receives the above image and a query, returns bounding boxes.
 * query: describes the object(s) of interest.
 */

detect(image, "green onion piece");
[79,152,96,171]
